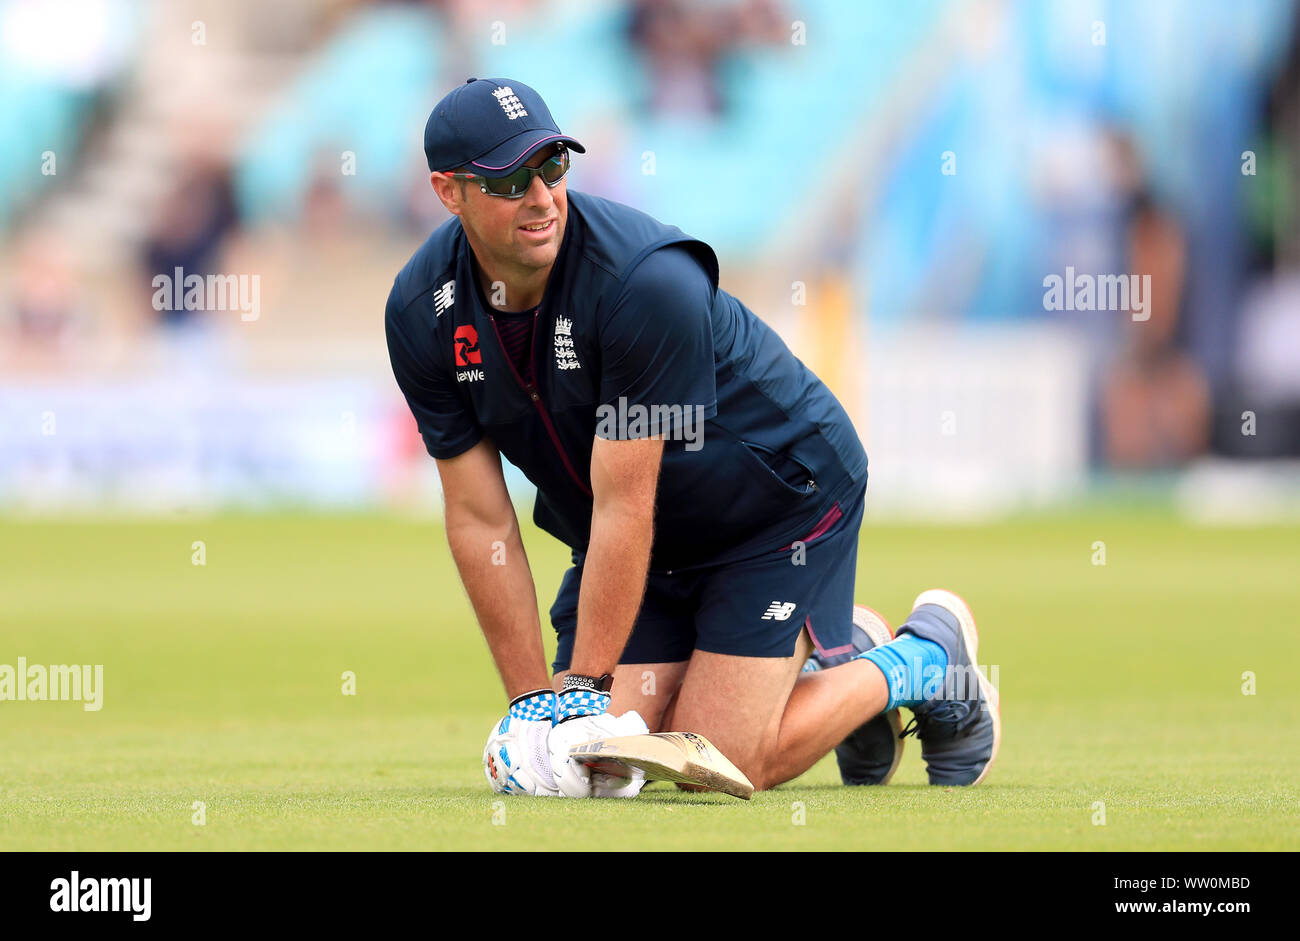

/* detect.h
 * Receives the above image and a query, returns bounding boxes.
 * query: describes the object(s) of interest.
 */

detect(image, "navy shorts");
[551,483,865,670]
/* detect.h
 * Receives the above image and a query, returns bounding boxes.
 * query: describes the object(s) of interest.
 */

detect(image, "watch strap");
[561,673,613,693]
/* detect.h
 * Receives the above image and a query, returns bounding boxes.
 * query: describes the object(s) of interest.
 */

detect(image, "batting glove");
[483,689,561,797]
[548,709,650,798]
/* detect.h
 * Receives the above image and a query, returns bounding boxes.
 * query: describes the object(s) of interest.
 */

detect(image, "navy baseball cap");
[424,77,585,176]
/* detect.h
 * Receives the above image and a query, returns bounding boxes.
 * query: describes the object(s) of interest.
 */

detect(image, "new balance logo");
[492,86,528,120]
[434,280,455,316]
[761,602,797,621]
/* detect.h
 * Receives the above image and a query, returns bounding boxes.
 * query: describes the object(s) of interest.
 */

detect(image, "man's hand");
[548,709,650,798]
[483,690,561,797]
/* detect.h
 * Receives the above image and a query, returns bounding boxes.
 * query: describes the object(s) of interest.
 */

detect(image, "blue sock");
[857,636,949,711]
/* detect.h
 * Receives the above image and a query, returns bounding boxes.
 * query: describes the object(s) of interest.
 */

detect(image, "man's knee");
[609,662,687,728]
[662,712,779,792]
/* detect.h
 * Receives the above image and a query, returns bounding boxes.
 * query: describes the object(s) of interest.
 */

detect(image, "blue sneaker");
[804,604,904,785]
[897,590,1001,786]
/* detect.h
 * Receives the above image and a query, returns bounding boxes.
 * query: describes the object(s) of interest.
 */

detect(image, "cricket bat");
[569,731,755,800]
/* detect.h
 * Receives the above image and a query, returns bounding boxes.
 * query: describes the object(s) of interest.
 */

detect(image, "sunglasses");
[449,146,570,198]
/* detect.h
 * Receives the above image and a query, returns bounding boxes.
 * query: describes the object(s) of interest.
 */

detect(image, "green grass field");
[1,509,1297,851]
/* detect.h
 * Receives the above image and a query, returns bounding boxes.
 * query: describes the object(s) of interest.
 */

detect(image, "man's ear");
[430,172,463,216]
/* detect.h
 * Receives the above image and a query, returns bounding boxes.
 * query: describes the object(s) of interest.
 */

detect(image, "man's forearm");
[570,502,654,677]
[446,509,550,699]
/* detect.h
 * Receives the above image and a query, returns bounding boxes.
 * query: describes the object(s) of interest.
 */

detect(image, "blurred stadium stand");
[1,0,1298,518]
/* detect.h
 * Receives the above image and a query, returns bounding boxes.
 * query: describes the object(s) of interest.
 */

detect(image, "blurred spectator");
[139,154,238,330]
[1100,191,1211,469]
[1212,273,1300,458]
[1235,273,1300,406]
[301,157,351,241]
[1209,12,1300,459]
[627,0,787,119]
[400,149,451,237]
[2,228,86,364]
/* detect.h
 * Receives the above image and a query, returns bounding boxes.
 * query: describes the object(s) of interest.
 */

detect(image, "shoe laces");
[900,699,980,740]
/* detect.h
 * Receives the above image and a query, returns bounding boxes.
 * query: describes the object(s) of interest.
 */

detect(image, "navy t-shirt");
[385,191,867,571]
[491,308,537,385]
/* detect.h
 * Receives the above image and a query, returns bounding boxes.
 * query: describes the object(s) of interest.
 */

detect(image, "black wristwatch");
[561,673,614,694]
